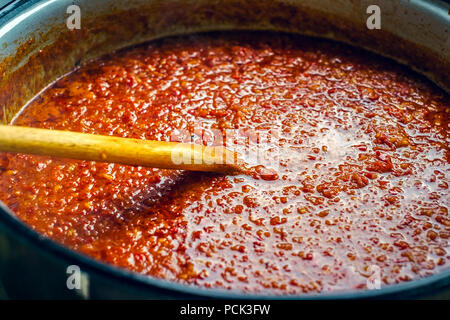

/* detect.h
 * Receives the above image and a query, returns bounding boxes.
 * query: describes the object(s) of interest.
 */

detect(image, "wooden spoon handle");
[0,125,242,174]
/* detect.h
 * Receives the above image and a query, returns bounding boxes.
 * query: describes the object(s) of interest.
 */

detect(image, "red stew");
[0,32,448,294]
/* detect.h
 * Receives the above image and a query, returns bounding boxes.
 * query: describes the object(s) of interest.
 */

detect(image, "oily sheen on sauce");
[0,32,448,294]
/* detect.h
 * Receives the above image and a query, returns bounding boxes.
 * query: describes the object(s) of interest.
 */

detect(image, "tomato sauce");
[0,32,448,294]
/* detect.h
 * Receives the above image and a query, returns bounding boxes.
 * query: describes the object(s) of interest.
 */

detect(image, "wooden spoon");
[0,125,243,174]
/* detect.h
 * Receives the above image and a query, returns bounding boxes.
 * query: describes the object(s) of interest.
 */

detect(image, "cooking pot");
[0,0,448,299]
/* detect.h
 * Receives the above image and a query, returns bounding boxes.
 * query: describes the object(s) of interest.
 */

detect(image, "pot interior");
[0,0,448,298]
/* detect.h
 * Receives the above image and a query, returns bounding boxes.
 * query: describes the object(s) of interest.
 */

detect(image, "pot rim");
[0,0,449,299]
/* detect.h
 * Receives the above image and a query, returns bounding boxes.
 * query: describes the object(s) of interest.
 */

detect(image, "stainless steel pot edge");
[0,0,448,299]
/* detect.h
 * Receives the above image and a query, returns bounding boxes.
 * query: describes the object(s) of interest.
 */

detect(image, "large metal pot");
[0,0,448,299]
